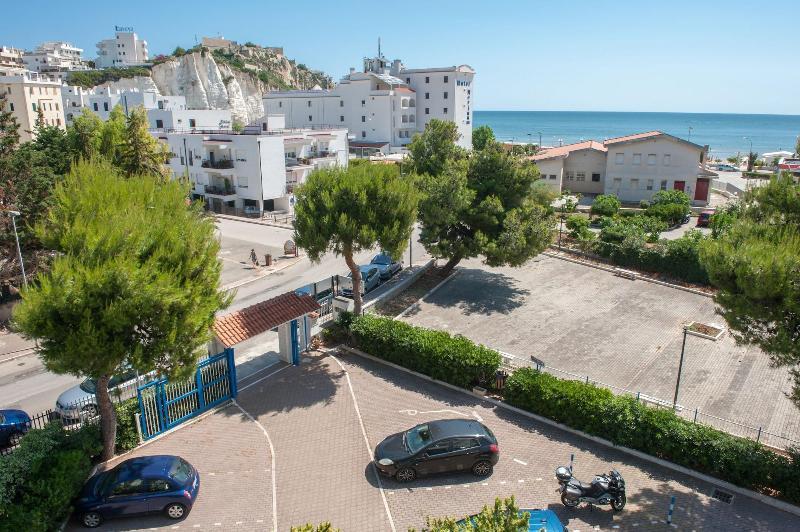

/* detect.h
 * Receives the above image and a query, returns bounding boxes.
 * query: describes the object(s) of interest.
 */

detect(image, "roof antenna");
[378,37,381,58]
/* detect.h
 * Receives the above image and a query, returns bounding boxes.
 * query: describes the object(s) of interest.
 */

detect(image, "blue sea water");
[473,111,800,158]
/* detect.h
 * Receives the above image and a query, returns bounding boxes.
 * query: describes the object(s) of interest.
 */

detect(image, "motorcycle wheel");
[611,493,626,511]
[561,493,580,508]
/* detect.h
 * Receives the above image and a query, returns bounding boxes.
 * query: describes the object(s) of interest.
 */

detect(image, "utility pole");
[688,126,693,142]
[538,131,542,149]
[673,326,688,409]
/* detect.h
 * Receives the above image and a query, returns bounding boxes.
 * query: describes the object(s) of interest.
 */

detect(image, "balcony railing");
[204,185,236,196]
[201,159,234,169]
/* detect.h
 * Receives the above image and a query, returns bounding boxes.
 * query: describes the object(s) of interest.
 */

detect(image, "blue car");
[341,265,381,297]
[0,409,31,447]
[75,455,200,528]
[370,252,402,280]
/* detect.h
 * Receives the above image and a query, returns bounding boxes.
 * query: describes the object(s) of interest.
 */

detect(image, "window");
[361,115,366,122]
[425,440,451,456]
[361,100,366,107]
[444,75,449,83]
[409,115,415,123]
[361,131,366,138]
[425,76,429,83]
[406,77,410,84]
[443,92,448,99]
[238,176,248,188]
[189,119,196,127]
[9,103,13,112]
[576,172,586,182]
[443,107,448,114]
[340,115,344,122]
[148,480,172,493]
[155,119,163,128]
[663,154,671,166]
[615,153,624,165]
[660,180,668,190]
[262,122,268,131]
[630,178,639,189]
[401,115,408,123]
[93,102,98,111]
[647,154,657,166]
[633,153,642,165]
[188,150,193,166]
[307,100,311,107]
[549,174,557,180]
[111,478,145,496]
[612,177,622,188]
[452,438,480,451]
[55,103,59,111]
[566,171,575,181]
[425,92,429,99]
[308,115,312,121]
[278,101,282,108]
[425,108,429,115]
[592,173,601,182]
[32,103,37,111]
[339,100,343,107]
[646,179,654,190]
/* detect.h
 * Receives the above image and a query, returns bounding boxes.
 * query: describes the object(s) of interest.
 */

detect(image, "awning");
[213,292,320,347]
[350,141,389,148]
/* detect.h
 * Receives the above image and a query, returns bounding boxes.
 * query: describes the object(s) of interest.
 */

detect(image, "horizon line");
[473,109,800,117]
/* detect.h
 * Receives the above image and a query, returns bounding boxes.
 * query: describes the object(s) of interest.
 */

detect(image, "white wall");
[534,158,564,191]
[563,149,607,195]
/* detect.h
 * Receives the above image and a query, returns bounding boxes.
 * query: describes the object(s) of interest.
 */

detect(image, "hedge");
[349,315,500,389]
[0,423,102,531]
[505,368,800,503]
[115,398,141,453]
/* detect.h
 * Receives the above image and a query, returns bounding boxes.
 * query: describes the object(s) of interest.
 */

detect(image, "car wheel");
[81,404,99,419]
[395,467,416,483]
[165,502,187,520]
[8,431,24,446]
[472,460,493,477]
[82,511,102,528]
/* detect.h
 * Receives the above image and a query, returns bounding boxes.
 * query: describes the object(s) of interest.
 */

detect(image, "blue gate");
[137,348,238,440]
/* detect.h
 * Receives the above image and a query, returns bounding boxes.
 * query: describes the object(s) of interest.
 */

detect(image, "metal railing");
[498,350,800,451]
[201,159,234,169]
[204,185,236,196]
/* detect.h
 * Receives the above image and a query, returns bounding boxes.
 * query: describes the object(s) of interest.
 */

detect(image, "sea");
[473,111,800,159]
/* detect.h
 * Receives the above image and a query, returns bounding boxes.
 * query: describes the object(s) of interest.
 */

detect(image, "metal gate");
[137,348,238,440]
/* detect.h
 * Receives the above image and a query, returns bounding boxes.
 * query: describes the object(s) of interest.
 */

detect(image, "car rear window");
[168,458,193,484]
[481,424,497,443]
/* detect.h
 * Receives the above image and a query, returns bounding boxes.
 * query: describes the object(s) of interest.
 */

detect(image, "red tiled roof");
[603,131,663,144]
[213,292,320,347]
[528,140,607,161]
[395,87,415,93]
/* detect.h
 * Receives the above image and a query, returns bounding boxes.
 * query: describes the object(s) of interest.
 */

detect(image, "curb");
[337,345,800,519]
[221,255,304,291]
[395,267,460,319]
[214,213,293,230]
[362,259,435,313]
[543,251,714,298]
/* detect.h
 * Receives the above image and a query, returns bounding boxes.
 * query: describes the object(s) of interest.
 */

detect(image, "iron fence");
[498,351,800,451]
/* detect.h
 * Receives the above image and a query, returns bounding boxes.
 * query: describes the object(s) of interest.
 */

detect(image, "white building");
[531,131,715,205]
[22,41,88,74]
[61,85,232,130]
[95,27,148,68]
[0,71,65,141]
[264,49,474,153]
[155,117,348,215]
[0,46,24,75]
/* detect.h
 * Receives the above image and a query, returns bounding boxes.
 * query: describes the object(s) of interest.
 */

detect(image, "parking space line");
[239,364,290,393]
[471,411,484,422]
[513,458,528,466]
[329,355,397,532]
[233,400,278,532]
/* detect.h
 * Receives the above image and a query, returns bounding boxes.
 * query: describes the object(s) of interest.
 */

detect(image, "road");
[0,216,430,414]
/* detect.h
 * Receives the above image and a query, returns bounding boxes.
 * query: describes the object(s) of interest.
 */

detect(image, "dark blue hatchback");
[75,455,200,528]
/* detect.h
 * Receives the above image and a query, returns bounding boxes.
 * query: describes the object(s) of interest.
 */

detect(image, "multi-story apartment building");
[263,49,474,153]
[95,27,148,68]
[61,85,232,130]
[155,116,348,215]
[0,46,24,75]
[532,131,715,205]
[0,71,65,141]
[22,41,88,74]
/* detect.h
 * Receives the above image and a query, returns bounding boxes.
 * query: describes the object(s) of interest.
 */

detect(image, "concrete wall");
[534,158,564,191]
[563,149,606,195]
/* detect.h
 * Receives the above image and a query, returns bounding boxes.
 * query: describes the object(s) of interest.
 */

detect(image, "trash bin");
[495,370,508,390]
[264,254,272,267]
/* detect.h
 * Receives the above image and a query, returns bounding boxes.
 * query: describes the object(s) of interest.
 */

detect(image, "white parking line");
[471,411,484,422]
[398,408,469,417]
[330,355,397,532]
[513,458,528,466]
[239,364,290,392]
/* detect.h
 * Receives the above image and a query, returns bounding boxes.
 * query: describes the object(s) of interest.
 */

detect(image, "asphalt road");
[0,216,429,415]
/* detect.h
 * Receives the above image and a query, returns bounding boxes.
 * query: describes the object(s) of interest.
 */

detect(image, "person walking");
[249,248,259,267]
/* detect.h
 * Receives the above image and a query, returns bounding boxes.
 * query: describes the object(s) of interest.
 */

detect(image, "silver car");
[55,370,142,422]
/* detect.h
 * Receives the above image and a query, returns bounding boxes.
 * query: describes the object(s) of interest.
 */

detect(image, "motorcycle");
[555,465,626,511]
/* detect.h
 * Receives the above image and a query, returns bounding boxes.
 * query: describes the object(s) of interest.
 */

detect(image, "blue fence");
[137,348,237,440]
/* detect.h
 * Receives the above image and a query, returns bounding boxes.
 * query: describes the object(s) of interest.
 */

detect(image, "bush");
[0,423,101,531]
[67,67,151,89]
[349,315,500,389]
[590,194,620,217]
[504,368,800,503]
[565,214,590,238]
[639,199,650,209]
[647,189,690,225]
[115,398,140,453]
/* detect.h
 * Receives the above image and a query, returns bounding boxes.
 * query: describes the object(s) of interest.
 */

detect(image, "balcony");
[201,159,234,170]
[204,185,236,197]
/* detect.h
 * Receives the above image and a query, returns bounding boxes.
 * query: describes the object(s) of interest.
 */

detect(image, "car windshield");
[79,378,97,394]
[347,267,373,278]
[372,254,391,265]
[404,424,433,453]
[168,457,193,484]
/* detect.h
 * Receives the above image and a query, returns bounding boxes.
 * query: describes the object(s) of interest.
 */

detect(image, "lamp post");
[6,210,27,288]
[688,126,693,142]
[673,326,689,409]
[538,131,542,150]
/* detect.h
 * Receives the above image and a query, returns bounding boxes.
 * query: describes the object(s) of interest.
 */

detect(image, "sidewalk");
[0,330,35,359]
[214,213,293,230]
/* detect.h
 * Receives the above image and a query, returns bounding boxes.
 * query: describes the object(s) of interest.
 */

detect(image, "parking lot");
[71,351,799,531]
[402,256,799,449]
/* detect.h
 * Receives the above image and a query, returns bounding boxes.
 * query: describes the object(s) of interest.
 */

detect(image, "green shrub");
[67,67,151,89]
[115,399,140,453]
[349,315,500,388]
[0,423,101,531]
[504,368,800,502]
[647,189,690,225]
[639,199,650,209]
[565,214,590,238]
[590,194,620,217]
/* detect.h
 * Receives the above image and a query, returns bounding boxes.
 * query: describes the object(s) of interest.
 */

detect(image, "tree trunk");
[442,253,462,275]
[344,248,363,315]
[96,373,117,462]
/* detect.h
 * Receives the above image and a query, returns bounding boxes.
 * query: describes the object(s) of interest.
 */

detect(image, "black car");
[373,419,499,482]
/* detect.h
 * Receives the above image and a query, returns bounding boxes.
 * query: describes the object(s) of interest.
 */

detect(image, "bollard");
[264,254,272,267]
[693,408,698,423]
[756,427,762,443]
[134,412,144,443]
[666,495,676,524]
[569,453,574,473]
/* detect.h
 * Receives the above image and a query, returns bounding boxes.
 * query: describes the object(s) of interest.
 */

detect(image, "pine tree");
[120,107,167,178]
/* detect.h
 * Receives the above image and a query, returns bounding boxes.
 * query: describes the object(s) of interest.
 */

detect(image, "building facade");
[264,50,474,152]
[155,119,348,215]
[0,71,65,141]
[0,46,24,75]
[531,131,714,205]
[22,41,88,74]
[95,28,148,68]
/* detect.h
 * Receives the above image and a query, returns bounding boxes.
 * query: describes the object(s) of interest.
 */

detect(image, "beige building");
[0,71,65,142]
[0,46,24,74]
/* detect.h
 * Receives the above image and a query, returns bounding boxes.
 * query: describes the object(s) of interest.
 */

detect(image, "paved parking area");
[402,256,800,449]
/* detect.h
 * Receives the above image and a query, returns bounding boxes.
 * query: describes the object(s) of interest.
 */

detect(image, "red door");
[674,181,686,191]
[694,178,709,201]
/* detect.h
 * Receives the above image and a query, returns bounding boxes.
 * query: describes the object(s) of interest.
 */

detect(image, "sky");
[2,0,798,115]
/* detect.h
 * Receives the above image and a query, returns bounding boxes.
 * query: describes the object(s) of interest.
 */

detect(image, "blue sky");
[3,0,798,114]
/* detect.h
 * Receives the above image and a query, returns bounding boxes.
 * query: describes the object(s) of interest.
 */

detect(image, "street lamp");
[538,131,542,149]
[5,210,27,287]
[688,126,693,142]
[673,326,689,409]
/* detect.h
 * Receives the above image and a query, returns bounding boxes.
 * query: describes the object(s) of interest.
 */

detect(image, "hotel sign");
[115,25,134,32]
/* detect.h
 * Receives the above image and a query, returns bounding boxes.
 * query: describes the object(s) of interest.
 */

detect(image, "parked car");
[680,213,692,225]
[56,369,141,422]
[0,409,31,447]
[370,252,402,280]
[75,455,200,528]
[341,265,381,297]
[696,209,715,228]
[373,419,500,482]
[716,164,739,172]
[458,508,567,531]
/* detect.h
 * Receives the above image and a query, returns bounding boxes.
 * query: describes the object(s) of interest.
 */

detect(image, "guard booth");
[212,291,321,366]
